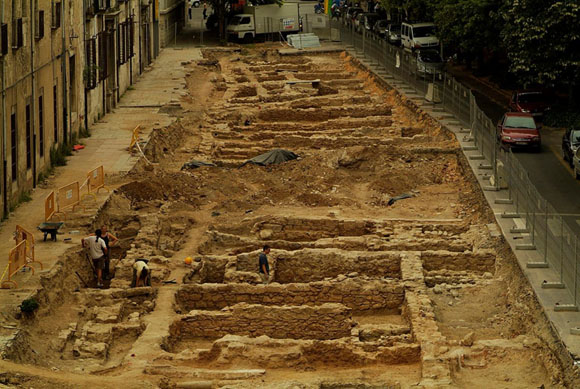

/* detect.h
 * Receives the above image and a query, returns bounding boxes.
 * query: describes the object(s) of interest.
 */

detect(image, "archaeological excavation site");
[1,47,578,389]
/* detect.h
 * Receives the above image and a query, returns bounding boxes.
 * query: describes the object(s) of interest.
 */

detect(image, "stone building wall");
[176,279,405,311]
[421,250,496,273]
[170,303,353,340]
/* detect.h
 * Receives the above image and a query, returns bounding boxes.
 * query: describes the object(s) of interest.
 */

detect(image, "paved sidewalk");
[0,48,201,318]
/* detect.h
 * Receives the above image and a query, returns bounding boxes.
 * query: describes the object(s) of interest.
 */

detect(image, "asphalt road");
[472,88,580,235]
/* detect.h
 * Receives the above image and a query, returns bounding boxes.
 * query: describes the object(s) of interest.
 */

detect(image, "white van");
[401,22,439,50]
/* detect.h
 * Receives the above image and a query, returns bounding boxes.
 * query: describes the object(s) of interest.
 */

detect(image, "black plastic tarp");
[241,149,299,167]
[181,160,217,170]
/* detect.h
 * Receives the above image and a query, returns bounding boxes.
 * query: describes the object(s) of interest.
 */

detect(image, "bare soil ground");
[1,46,577,388]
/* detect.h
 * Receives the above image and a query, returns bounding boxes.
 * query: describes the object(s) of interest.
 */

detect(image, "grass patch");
[50,143,71,167]
[37,166,55,184]
[79,126,91,138]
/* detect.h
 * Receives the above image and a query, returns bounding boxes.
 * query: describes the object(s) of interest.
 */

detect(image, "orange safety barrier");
[129,125,141,149]
[14,225,38,265]
[1,241,34,289]
[86,165,109,194]
[57,181,82,216]
[45,191,57,221]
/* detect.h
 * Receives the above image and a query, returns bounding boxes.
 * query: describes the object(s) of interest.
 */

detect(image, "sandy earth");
[0,46,578,389]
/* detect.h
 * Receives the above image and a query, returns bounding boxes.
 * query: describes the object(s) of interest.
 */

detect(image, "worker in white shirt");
[81,229,108,288]
[131,258,151,287]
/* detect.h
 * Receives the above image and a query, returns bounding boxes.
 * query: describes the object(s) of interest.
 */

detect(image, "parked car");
[345,7,363,26]
[401,22,439,50]
[373,20,388,37]
[574,149,580,179]
[386,23,401,45]
[562,127,580,167]
[354,13,369,32]
[509,90,552,119]
[415,49,444,77]
[496,112,541,151]
[363,13,379,31]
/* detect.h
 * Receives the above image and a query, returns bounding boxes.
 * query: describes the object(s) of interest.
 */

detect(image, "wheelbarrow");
[37,222,65,242]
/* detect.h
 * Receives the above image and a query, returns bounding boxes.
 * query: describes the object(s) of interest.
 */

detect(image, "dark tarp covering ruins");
[241,149,299,167]
[181,160,217,170]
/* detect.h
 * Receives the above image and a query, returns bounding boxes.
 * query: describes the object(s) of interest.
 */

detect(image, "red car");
[509,90,551,119]
[497,112,541,151]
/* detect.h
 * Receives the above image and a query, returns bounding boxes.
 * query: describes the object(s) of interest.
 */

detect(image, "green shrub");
[50,144,68,166]
[20,298,39,313]
[79,126,91,139]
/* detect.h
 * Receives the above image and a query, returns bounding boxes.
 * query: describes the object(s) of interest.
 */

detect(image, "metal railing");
[337,22,580,311]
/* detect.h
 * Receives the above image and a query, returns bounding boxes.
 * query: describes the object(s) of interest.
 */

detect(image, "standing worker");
[82,230,108,288]
[203,2,208,20]
[258,245,271,284]
[101,225,118,281]
[131,259,151,288]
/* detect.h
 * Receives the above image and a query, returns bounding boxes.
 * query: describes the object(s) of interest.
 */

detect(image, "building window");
[53,85,58,142]
[118,22,126,65]
[85,37,97,89]
[11,112,17,182]
[12,18,23,49]
[129,17,135,58]
[35,10,45,40]
[39,96,44,157]
[0,24,8,56]
[98,31,109,81]
[26,104,31,170]
[51,1,61,30]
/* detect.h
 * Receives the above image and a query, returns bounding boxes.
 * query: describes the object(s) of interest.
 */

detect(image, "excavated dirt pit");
[1,48,576,388]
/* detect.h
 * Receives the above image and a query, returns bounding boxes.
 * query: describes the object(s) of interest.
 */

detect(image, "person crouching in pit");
[258,245,271,284]
[131,258,151,287]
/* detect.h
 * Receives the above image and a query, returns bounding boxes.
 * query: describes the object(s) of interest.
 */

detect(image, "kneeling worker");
[131,258,151,287]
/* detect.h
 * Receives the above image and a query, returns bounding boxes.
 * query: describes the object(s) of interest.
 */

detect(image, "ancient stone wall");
[274,251,400,283]
[421,250,495,273]
[231,249,399,283]
[250,217,374,241]
[170,303,353,340]
[257,106,392,122]
[176,279,404,311]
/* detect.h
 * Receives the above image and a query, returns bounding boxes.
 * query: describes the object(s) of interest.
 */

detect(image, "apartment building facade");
[0,0,85,218]
[0,0,180,219]
[84,0,157,124]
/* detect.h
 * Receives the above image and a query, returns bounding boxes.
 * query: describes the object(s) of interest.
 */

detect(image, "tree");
[379,0,430,20]
[433,0,505,68]
[502,0,580,96]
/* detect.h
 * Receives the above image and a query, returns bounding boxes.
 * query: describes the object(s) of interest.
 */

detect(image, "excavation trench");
[1,48,571,388]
